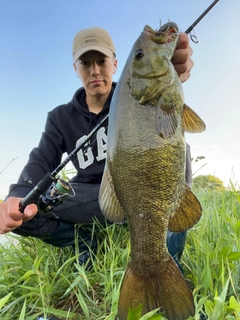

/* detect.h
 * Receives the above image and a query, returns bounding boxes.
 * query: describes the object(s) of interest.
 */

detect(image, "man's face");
[74,51,117,98]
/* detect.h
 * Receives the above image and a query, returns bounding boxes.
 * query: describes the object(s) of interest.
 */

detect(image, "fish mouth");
[143,23,179,44]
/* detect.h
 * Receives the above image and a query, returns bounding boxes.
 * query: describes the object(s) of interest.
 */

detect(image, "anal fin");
[168,183,202,232]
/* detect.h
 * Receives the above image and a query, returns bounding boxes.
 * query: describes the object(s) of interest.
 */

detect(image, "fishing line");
[188,0,226,41]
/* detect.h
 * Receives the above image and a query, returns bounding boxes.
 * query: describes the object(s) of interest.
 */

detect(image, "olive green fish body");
[108,100,185,267]
[99,22,206,320]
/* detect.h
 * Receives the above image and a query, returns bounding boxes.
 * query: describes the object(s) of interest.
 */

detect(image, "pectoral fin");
[168,183,202,232]
[155,100,178,138]
[99,166,126,224]
[183,104,206,133]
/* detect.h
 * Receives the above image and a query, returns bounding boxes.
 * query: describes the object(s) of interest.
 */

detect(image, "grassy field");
[0,185,240,319]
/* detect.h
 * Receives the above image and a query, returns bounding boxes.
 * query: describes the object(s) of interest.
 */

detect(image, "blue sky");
[0,0,239,198]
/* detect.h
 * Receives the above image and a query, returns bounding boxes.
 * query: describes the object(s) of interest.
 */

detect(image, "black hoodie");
[8,82,117,198]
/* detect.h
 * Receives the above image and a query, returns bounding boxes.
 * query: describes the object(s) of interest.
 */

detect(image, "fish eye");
[135,49,144,59]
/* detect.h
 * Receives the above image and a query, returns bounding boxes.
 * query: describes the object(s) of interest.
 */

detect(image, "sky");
[0,0,239,199]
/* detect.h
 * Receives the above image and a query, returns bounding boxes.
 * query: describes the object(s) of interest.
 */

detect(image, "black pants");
[13,144,192,259]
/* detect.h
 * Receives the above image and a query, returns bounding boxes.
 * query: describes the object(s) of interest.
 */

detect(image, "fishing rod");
[19,0,220,214]
[185,0,220,42]
[19,114,109,213]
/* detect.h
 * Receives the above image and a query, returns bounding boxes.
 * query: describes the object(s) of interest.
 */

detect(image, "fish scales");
[109,108,184,273]
[99,22,206,320]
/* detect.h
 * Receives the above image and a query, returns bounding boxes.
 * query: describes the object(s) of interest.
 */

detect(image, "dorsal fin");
[183,104,206,133]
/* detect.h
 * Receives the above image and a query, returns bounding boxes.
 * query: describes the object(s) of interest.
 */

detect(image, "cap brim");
[73,46,113,62]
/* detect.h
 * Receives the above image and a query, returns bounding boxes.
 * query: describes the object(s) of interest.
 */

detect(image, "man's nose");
[91,62,100,75]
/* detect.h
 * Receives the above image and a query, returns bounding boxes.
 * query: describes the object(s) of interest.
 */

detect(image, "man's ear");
[113,59,118,74]
[73,62,79,77]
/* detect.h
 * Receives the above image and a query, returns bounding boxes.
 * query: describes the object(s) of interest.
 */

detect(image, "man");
[0,27,193,267]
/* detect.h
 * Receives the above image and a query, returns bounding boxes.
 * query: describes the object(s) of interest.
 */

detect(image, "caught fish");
[99,22,206,320]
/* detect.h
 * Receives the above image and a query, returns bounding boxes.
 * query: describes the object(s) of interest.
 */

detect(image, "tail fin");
[118,257,195,320]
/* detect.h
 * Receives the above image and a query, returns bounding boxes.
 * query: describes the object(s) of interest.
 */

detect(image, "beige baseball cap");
[72,27,116,62]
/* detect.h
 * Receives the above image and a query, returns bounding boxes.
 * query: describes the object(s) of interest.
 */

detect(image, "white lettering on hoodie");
[76,127,108,169]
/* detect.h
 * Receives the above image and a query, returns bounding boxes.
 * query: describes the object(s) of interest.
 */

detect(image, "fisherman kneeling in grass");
[0,27,194,272]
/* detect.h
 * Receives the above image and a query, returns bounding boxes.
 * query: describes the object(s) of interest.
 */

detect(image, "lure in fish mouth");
[144,22,179,44]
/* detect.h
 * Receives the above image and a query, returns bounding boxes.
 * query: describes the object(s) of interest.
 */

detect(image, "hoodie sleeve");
[8,111,66,198]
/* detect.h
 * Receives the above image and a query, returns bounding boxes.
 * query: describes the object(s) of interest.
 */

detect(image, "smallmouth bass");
[99,22,206,320]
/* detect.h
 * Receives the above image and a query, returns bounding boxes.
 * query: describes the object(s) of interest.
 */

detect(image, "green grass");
[0,186,240,319]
